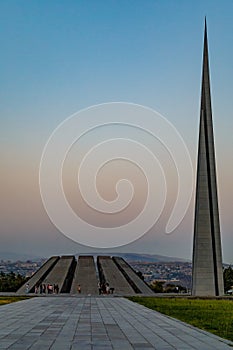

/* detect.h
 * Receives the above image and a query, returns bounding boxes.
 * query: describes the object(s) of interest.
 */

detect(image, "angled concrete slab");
[70,256,98,295]
[43,255,76,293]
[97,256,135,295]
[113,256,154,295]
[16,256,60,294]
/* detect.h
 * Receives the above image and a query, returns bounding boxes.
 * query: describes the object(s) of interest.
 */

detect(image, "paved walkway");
[0,297,232,350]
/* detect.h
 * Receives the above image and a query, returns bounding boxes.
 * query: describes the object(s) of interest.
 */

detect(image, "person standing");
[98,282,102,295]
[106,283,110,295]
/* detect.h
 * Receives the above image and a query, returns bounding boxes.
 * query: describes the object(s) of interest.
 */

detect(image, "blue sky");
[1,1,233,261]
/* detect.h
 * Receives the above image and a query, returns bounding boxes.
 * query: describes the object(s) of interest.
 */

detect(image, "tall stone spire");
[192,19,224,296]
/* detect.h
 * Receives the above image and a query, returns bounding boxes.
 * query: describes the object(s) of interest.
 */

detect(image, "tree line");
[150,266,233,293]
[0,272,28,292]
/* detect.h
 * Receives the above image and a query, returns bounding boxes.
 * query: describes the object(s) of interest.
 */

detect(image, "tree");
[223,266,233,292]
[150,281,164,293]
[136,271,144,281]
[164,283,187,293]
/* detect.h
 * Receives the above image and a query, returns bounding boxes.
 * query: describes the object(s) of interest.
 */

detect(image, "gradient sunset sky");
[1,1,233,262]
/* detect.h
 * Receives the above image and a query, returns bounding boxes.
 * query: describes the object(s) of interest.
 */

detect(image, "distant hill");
[80,252,189,263]
[119,253,189,263]
[0,251,189,263]
[0,251,43,262]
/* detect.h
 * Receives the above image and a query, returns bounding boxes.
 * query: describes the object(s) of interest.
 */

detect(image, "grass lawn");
[0,296,31,306]
[129,297,233,342]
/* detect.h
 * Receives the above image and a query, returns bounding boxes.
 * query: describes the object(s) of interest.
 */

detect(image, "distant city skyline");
[1,1,233,262]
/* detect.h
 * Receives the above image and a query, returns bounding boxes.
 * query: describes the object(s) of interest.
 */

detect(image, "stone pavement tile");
[92,345,112,349]
[0,341,17,349]
[76,334,92,339]
[132,343,155,348]
[50,342,72,350]
[92,347,113,349]
[71,346,91,350]
[71,340,92,350]
[111,342,134,350]
[27,340,54,350]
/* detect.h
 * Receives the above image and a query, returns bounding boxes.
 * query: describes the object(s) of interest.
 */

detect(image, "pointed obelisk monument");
[192,19,224,296]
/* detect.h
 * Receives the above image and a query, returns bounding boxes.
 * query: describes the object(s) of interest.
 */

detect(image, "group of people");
[25,281,114,295]
[98,281,114,295]
[26,283,60,294]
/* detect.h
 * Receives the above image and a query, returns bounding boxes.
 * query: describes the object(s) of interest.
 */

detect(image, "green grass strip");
[0,296,31,306]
